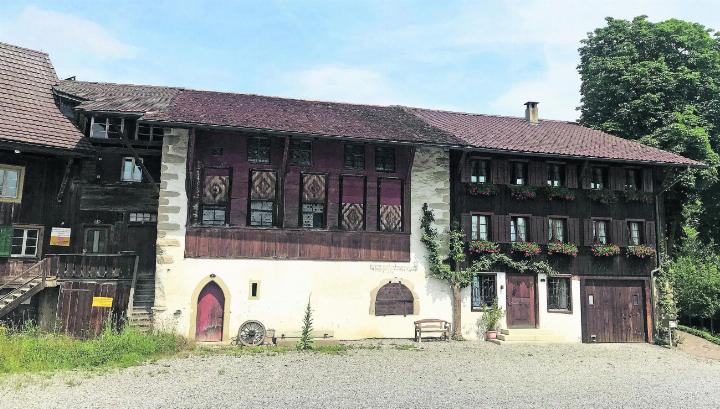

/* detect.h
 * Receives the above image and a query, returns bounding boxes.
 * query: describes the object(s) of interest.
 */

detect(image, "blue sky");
[1,1,719,121]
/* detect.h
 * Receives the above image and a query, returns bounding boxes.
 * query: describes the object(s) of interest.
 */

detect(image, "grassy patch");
[678,325,720,346]
[0,325,190,375]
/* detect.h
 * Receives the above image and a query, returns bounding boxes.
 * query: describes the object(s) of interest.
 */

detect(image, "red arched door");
[196,282,225,342]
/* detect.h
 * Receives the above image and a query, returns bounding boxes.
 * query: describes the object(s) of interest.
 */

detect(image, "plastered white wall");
[537,274,582,342]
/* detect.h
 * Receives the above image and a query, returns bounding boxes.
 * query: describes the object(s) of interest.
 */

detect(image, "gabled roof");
[54,80,182,115]
[0,42,89,152]
[408,108,702,167]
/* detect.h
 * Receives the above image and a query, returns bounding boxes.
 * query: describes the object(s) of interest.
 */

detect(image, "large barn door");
[582,280,647,343]
[196,282,225,342]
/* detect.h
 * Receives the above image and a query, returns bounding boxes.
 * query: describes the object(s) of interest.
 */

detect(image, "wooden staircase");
[0,259,51,319]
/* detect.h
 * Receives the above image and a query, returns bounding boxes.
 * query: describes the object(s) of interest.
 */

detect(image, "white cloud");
[0,6,137,78]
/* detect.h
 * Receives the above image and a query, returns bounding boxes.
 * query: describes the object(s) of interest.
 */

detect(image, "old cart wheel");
[238,320,266,346]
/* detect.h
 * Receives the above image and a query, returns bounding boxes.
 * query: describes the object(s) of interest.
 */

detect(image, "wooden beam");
[278,136,290,227]
[56,158,74,203]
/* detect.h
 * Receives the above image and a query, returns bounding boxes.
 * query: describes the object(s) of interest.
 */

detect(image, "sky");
[1,1,719,121]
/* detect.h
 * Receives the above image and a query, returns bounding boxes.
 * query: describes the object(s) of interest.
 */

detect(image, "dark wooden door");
[582,280,646,343]
[126,224,157,307]
[506,275,536,328]
[196,282,224,342]
[58,287,92,338]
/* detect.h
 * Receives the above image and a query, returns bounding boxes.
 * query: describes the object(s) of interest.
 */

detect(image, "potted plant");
[468,240,500,254]
[547,241,579,257]
[510,241,541,257]
[481,299,504,340]
[591,243,621,257]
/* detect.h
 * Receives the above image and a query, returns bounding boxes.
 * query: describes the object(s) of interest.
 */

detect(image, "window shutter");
[642,169,653,192]
[609,167,625,191]
[645,221,656,246]
[491,160,509,185]
[462,214,473,241]
[612,220,628,246]
[0,226,11,257]
[566,164,578,189]
[528,162,546,187]
[531,216,548,244]
[583,219,593,246]
[580,164,591,189]
[567,218,580,244]
[461,156,473,182]
[378,178,403,232]
[491,215,510,243]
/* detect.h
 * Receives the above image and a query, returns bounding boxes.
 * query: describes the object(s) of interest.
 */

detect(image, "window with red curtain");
[341,176,365,230]
[378,178,403,232]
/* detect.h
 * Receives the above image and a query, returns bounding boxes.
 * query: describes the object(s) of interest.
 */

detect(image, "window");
[249,170,276,227]
[202,172,230,226]
[471,215,490,241]
[129,213,157,223]
[344,144,365,170]
[0,165,23,202]
[83,228,108,254]
[548,218,566,242]
[511,162,527,185]
[248,137,271,164]
[121,157,143,182]
[340,176,365,230]
[547,163,565,187]
[593,220,609,244]
[90,116,124,139]
[510,217,528,242]
[290,139,312,166]
[136,124,164,141]
[471,274,497,310]
[470,159,489,183]
[378,178,403,232]
[591,167,607,190]
[547,277,572,311]
[249,281,260,300]
[629,221,643,245]
[374,282,414,316]
[11,227,39,257]
[301,174,327,228]
[625,168,642,190]
[375,146,396,172]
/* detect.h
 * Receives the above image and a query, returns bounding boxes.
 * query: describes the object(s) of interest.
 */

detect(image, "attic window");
[136,124,165,141]
[90,116,124,139]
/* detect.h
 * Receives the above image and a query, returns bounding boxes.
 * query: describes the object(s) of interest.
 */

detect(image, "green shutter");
[0,226,12,257]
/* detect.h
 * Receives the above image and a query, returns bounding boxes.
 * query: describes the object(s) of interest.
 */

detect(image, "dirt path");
[678,330,720,361]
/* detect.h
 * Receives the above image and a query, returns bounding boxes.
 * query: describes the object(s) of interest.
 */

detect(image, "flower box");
[587,189,618,205]
[623,189,653,203]
[547,241,578,257]
[591,243,621,257]
[545,186,575,201]
[509,185,537,201]
[627,245,656,259]
[467,183,497,197]
[468,240,500,254]
[510,241,541,257]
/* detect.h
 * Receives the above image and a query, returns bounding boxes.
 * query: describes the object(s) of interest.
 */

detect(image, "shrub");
[547,241,578,257]
[480,299,505,332]
[545,186,575,201]
[296,297,314,351]
[510,241,541,257]
[587,189,618,204]
[591,243,621,257]
[468,240,500,254]
[626,245,656,259]
[509,185,537,200]
[466,183,497,197]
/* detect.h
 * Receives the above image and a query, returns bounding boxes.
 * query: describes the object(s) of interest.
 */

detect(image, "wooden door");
[196,282,224,342]
[582,280,646,343]
[126,224,157,307]
[506,275,536,328]
[58,287,92,338]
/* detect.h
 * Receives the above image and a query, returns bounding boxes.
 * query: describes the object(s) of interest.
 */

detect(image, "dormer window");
[90,116,124,139]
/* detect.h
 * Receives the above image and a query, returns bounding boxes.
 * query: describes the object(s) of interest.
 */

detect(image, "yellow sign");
[92,297,113,308]
[50,227,71,246]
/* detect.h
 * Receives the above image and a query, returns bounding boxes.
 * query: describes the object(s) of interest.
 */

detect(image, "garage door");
[581,280,647,343]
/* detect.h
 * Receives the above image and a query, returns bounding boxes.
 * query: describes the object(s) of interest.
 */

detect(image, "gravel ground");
[2,341,720,408]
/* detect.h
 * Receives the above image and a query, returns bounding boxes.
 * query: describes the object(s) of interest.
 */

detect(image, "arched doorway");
[196,281,225,342]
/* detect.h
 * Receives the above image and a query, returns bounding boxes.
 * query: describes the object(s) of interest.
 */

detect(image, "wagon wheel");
[237,320,266,346]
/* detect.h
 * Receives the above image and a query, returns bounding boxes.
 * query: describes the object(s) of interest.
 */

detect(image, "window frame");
[0,164,25,203]
[289,139,313,167]
[470,158,490,184]
[247,136,271,164]
[471,274,498,311]
[510,215,529,242]
[375,146,396,173]
[510,161,528,186]
[547,163,566,187]
[10,224,43,258]
[83,226,111,254]
[339,174,366,231]
[300,173,328,229]
[377,177,404,232]
[89,116,125,139]
[247,170,277,228]
[548,217,567,242]
[590,166,608,190]
[547,276,573,313]
[592,218,611,244]
[120,156,144,183]
[135,123,165,142]
[624,167,643,191]
[343,143,366,170]
[128,212,157,224]
[627,219,645,245]
[471,213,492,241]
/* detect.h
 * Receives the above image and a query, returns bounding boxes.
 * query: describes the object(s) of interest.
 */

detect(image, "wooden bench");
[414,319,451,342]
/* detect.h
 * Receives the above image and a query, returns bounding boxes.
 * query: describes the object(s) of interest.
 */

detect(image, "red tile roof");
[54,80,182,114]
[0,42,89,152]
[409,108,702,166]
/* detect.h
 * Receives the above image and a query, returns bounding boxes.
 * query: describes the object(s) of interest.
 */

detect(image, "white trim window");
[471,215,490,241]
[549,218,566,242]
[90,116,124,139]
[510,217,528,242]
[11,227,39,257]
[121,157,143,182]
[0,165,23,201]
[129,212,157,223]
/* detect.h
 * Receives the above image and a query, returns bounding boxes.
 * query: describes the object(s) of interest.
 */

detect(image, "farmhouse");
[0,41,701,343]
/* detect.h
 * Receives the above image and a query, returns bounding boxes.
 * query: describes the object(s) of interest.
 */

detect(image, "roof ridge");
[407,105,581,125]
[59,79,185,91]
[0,41,49,57]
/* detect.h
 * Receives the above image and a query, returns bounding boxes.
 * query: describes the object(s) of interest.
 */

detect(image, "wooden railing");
[46,253,138,281]
[0,258,50,301]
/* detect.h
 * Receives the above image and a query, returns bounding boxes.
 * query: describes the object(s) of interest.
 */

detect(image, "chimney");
[524,101,539,125]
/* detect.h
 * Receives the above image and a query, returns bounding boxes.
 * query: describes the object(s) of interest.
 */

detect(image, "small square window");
[375,146,396,172]
[470,160,489,183]
[471,274,497,310]
[548,277,572,311]
[547,164,565,187]
[202,208,226,226]
[11,227,40,257]
[248,137,271,164]
[249,200,273,227]
[121,157,143,182]
[290,139,312,166]
[344,144,365,170]
[129,212,157,223]
[84,228,109,254]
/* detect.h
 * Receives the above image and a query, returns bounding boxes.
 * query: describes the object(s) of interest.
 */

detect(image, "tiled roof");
[144,89,465,145]
[0,42,88,152]
[408,108,702,166]
[54,80,182,114]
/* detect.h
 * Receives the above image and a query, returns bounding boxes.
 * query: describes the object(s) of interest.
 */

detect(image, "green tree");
[578,16,720,248]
